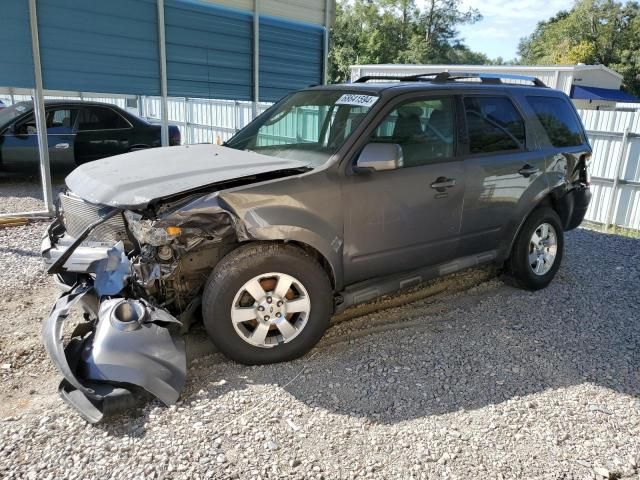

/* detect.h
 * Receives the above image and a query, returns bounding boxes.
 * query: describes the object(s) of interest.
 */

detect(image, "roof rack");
[354,71,547,87]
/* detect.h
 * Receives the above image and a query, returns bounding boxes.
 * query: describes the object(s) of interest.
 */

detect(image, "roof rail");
[353,71,547,87]
[353,73,440,83]
[435,71,547,87]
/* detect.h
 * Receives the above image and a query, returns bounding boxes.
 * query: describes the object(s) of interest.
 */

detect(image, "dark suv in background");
[40,72,591,421]
[0,100,180,171]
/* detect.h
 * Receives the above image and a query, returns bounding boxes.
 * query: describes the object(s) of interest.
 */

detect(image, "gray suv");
[41,72,592,421]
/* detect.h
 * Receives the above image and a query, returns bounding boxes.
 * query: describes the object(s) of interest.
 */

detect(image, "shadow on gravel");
[93,229,640,436]
[0,164,73,187]
[0,247,41,257]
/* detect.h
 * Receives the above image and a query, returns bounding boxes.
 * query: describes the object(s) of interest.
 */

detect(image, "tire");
[202,242,333,365]
[507,207,564,290]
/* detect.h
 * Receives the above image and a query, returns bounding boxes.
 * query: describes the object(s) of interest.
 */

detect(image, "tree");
[328,0,485,83]
[518,0,640,95]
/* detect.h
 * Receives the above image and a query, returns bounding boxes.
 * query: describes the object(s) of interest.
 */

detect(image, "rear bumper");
[565,185,592,230]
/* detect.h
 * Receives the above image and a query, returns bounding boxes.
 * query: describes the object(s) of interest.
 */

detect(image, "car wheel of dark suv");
[202,242,333,365]
[508,207,564,290]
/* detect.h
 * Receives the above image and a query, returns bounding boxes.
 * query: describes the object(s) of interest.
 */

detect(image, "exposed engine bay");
[40,149,310,422]
[40,190,241,422]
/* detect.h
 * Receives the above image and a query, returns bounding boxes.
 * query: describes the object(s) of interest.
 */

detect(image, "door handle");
[430,177,456,191]
[55,143,70,150]
[518,164,539,177]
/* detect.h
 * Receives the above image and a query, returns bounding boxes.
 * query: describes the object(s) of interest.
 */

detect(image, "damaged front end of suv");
[41,144,310,423]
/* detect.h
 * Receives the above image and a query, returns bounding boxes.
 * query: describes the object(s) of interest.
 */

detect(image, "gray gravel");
[0,177,65,288]
[0,221,48,289]
[0,216,639,478]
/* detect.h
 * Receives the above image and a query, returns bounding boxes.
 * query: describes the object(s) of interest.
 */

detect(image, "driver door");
[342,95,465,285]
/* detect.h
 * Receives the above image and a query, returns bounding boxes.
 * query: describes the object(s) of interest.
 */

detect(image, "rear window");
[526,96,583,148]
[463,96,525,154]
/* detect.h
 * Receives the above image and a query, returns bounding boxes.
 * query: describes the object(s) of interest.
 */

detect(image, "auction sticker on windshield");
[336,94,378,108]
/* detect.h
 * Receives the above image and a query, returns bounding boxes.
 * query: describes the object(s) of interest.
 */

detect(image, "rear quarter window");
[526,96,584,148]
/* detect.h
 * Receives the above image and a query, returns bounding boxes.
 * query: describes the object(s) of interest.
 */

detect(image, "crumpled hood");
[65,144,308,209]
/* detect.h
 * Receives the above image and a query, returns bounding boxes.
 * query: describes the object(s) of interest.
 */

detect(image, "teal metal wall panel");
[37,0,160,95]
[259,16,323,102]
[0,0,34,88]
[165,0,253,100]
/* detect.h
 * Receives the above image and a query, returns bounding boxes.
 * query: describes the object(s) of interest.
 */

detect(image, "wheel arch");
[238,235,340,291]
[501,186,568,262]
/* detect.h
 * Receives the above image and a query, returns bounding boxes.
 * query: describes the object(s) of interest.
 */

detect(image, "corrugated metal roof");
[259,15,324,101]
[165,0,253,99]
[204,0,334,27]
[37,0,161,95]
[0,1,34,89]
[0,0,326,102]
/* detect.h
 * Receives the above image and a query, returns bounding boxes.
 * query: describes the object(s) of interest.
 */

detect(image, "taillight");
[580,153,591,186]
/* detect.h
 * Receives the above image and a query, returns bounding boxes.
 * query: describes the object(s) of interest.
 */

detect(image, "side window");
[46,109,76,134]
[463,96,525,154]
[526,96,583,147]
[78,107,129,131]
[14,114,37,135]
[370,97,455,167]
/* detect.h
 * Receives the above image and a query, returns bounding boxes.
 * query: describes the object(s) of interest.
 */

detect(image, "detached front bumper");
[44,284,186,423]
[41,217,187,423]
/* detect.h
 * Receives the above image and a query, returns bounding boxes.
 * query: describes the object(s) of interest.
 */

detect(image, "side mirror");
[355,143,403,172]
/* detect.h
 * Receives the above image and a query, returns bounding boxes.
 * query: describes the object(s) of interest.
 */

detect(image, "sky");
[456,0,575,60]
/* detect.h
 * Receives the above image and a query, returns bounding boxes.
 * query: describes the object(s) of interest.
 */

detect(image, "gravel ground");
[0,185,638,479]
[0,169,67,214]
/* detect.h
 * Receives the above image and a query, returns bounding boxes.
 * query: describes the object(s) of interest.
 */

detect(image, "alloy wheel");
[230,272,311,348]
[528,222,558,276]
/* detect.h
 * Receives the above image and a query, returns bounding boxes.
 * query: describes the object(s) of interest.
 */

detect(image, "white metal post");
[323,0,331,84]
[182,98,188,144]
[603,112,636,231]
[157,0,169,147]
[28,0,54,215]
[252,0,260,119]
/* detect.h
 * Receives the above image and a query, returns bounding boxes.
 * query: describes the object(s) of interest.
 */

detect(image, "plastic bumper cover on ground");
[43,284,186,423]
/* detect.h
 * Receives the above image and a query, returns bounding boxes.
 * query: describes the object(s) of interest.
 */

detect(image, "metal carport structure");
[0,0,333,217]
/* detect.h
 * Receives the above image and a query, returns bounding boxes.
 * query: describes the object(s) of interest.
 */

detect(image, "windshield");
[225,90,379,166]
[0,102,32,127]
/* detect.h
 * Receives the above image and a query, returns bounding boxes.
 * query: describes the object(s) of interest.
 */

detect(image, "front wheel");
[507,207,564,290]
[202,243,333,365]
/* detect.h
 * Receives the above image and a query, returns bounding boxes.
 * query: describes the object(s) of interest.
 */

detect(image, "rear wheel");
[202,243,332,365]
[507,207,564,290]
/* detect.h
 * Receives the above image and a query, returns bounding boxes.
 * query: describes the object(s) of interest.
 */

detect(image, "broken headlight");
[124,211,182,246]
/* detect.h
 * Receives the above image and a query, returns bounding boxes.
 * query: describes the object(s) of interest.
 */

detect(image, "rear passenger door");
[458,94,547,258]
[74,106,133,163]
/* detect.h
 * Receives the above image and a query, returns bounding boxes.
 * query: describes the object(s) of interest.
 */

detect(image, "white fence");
[139,97,272,144]
[1,93,639,232]
[578,109,640,231]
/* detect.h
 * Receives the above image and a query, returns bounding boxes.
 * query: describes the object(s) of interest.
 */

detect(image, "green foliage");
[328,0,487,83]
[518,0,640,95]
